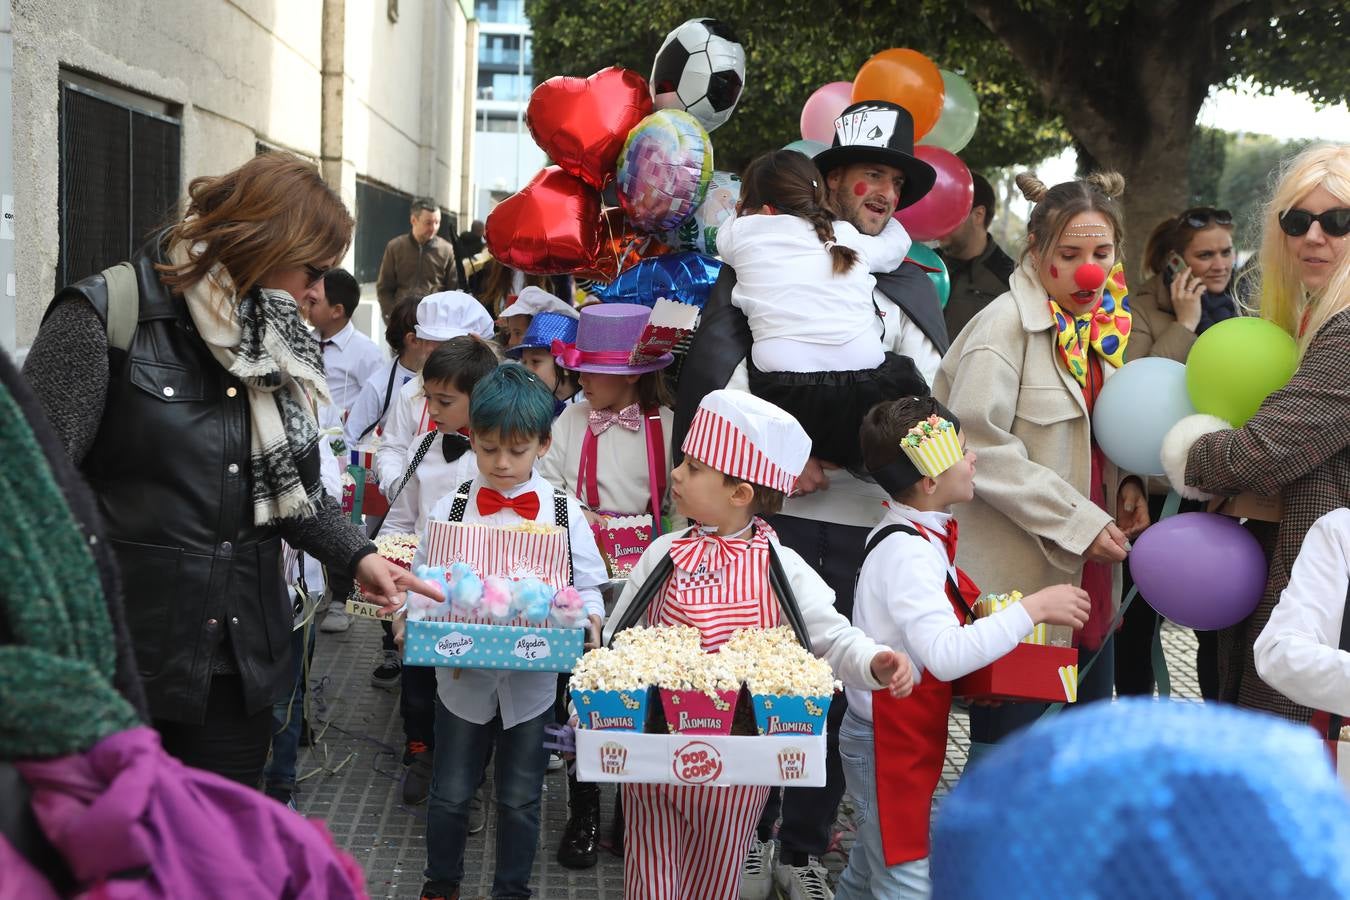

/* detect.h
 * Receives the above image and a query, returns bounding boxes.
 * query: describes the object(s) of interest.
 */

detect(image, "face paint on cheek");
[852,182,868,197]
[1049,265,1059,279]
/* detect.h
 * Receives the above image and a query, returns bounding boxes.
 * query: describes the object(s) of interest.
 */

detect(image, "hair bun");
[1015,172,1048,203]
[1086,171,1126,199]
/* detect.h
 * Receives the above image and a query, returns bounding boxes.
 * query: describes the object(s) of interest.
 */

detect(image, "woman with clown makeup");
[933,172,1150,745]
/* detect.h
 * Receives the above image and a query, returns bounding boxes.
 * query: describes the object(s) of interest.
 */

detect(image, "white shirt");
[315,320,387,413]
[381,430,480,537]
[718,214,911,372]
[412,471,608,728]
[374,376,429,495]
[538,401,677,519]
[605,528,887,692]
[847,502,1033,722]
[345,359,417,452]
[1254,508,1350,716]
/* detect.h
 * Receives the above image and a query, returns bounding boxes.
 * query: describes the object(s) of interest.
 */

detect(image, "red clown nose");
[1074,263,1107,291]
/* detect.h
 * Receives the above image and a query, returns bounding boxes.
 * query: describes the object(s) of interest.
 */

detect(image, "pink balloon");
[895,146,974,242]
[799,82,854,144]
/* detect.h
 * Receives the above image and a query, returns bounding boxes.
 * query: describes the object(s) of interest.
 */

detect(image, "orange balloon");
[851,49,945,139]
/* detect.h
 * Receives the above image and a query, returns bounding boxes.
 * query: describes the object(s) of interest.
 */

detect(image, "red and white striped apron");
[623,520,780,899]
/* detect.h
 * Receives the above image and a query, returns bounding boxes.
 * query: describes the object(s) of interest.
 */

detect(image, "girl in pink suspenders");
[537,302,679,868]
[604,390,916,899]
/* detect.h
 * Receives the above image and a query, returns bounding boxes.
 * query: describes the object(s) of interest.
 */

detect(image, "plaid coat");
[1185,307,1350,722]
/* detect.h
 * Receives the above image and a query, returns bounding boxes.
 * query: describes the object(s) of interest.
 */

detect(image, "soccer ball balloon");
[649,18,746,133]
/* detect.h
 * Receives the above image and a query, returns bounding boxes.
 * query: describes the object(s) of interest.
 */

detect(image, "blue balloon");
[596,251,722,308]
[1092,357,1196,476]
[906,242,951,308]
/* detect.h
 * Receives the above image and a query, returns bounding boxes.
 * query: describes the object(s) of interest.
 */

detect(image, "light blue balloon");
[1091,357,1196,476]
[782,139,827,157]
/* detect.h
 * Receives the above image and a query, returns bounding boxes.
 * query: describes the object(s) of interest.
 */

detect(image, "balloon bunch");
[485,18,745,306]
[413,563,589,628]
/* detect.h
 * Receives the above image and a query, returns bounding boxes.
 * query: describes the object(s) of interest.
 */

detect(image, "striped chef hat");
[682,390,810,495]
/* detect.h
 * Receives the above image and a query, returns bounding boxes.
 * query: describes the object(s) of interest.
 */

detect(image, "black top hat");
[814,101,937,210]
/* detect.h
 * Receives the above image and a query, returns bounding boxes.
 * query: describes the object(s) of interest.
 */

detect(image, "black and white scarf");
[170,240,331,525]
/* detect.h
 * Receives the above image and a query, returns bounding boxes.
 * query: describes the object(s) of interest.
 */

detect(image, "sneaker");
[418,880,459,900]
[547,751,566,772]
[319,599,351,633]
[402,742,433,805]
[738,837,774,900]
[370,649,402,689]
[774,856,833,900]
[468,787,486,834]
[265,785,296,812]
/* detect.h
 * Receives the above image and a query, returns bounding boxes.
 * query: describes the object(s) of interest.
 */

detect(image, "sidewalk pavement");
[294,616,1203,899]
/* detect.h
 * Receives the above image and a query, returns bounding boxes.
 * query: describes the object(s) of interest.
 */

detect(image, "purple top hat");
[506,311,579,359]
[552,303,673,375]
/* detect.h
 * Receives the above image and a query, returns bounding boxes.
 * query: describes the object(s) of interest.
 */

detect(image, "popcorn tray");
[404,617,586,673]
[953,643,1079,703]
[575,730,826,786]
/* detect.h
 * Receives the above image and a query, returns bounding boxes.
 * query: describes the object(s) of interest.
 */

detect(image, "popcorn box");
[750,694,832,737]
[659,688,739,735]
[421,520,573,629]
[953,643,1080,703]
[629,298,701,364]
[593,514,654,580]
[572,687,651,732]
[1332,739,1350,796]
[344,590,387,620]
[575,730,826,786]
[403,616,587,673]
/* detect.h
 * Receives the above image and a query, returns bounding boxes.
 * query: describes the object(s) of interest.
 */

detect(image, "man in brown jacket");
[375,197,458,322]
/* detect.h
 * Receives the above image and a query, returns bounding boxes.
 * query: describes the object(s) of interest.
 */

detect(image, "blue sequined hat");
[932,699,1350,899]
[506,311,579,359]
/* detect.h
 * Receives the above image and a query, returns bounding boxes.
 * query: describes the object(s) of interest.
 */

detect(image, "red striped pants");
[622,782,771,899]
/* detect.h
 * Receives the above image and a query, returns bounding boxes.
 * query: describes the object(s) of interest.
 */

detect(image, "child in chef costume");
[602,389,917,900]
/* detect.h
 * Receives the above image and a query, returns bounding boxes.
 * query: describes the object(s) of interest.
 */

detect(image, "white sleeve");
[376,394,416,495]
[779,544,886,691]
[603,531,686,643]
[714,214,746,265]
[344,374,383,448]
[837,218,911,274]
[319,437,343,500]
[863,537,1033,682]
[564,495,609,618]
[538,406,579,498]
[893,311,942,387]
[1254,512,1350,716]
[381,469,419,537]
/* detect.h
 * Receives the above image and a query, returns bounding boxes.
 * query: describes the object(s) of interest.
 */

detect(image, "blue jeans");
[835,710,932,900]
[264,624,314,792]
[425,696,553,898]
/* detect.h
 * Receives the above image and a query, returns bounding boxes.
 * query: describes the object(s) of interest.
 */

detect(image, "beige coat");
[1124,272,1198,363]
[933,259,1123,603]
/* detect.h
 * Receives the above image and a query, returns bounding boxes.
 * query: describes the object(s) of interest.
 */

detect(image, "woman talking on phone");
[1113,208,1241,699]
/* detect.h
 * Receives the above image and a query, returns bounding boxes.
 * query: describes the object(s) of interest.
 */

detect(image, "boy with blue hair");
[413,363,608,900]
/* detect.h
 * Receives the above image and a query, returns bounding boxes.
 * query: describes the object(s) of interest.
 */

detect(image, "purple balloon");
[1128,512,1267,630]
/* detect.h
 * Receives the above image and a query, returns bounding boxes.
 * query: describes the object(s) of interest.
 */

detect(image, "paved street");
[294,616,1203,899]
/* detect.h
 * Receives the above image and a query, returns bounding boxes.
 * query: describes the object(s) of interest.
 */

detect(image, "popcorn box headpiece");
[900,415,963,479]
[682,390,810,495]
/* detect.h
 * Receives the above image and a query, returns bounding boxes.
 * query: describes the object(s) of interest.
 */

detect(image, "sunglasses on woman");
[1181,208,1233,229]
[1278,207,1350,238]
[303,262,329,287]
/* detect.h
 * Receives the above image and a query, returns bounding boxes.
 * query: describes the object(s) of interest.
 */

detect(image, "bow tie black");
[442,433,471,463]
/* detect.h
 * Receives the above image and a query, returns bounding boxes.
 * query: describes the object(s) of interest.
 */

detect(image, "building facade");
[4,0,478,354]
[471,0,543,221]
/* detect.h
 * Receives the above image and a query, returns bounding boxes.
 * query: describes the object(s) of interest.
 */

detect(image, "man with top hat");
[673,100,947,900]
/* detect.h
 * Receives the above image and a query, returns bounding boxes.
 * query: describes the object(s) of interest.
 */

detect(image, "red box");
[953,643,1080,703]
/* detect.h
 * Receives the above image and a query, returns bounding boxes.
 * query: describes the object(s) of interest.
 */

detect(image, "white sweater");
[1254,508,1350,717]
[847,502,1033,722]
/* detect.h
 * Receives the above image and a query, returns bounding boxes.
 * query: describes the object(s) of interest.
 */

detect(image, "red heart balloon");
[485,167,603,275]
[527,67,653,191]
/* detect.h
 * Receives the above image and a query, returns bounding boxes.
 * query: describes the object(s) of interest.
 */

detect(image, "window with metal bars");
[56,77,181,291]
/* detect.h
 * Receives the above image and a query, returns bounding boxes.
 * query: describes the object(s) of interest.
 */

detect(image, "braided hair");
[740,150,860,275]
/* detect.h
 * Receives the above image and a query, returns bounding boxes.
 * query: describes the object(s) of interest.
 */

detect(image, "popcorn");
[375,532,419,568]
[570,647,651,693]
[725,627,840,697]
[1340,725,1350,742]
[899,414,963,478]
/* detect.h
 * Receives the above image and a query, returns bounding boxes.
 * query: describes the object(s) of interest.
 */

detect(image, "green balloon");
[782,139,828,157]
[918,70,979,155]
[1184,317,1298,426]
[906,242,950,308]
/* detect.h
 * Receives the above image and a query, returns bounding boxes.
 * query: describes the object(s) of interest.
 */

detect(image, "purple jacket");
[11,727,366,899]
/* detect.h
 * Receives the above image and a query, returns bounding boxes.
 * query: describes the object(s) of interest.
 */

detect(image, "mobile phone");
[1166,251,1188,278]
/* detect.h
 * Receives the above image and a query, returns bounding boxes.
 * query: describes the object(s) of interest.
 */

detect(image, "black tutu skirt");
[747,351,930,470]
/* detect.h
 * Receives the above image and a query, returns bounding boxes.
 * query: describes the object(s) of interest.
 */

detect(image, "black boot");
[609,791,624,855]
[556,775,600,869]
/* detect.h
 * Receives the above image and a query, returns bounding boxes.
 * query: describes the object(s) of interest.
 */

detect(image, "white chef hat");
[682,390,811,495]
[498,285,580,321]
[416,291,495,341]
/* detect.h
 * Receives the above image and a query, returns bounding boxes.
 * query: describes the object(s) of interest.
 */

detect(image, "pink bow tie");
[588,403,643,436]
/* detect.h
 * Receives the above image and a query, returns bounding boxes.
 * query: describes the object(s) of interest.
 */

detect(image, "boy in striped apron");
[604,390,917,899]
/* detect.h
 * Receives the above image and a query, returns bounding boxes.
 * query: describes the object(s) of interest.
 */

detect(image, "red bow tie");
[588,403,642,436]
[476,487,540,520]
